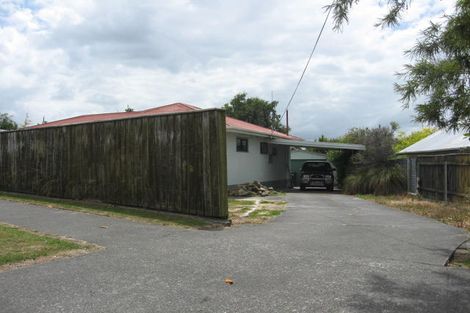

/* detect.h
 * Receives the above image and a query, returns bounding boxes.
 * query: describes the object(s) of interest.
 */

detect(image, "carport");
[272,139,365,151]
[271,139,366,187]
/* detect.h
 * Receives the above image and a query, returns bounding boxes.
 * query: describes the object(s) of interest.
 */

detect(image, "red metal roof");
[29,103,299,140]
[225,116,300,140]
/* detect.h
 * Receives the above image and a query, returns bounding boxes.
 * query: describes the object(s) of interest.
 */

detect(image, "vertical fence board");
[417,154,470,202]
[0,110,228,218]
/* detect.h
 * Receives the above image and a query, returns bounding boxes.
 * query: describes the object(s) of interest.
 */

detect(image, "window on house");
[236,138,249,152]
[268,145,277,163]
[260,142,268,154]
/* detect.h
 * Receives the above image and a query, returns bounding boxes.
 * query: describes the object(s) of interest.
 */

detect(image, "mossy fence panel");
[0,109,228,218]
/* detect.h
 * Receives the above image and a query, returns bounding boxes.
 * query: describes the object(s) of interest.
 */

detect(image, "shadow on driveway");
[348,271,470,313]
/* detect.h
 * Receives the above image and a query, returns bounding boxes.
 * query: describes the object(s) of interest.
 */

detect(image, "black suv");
[299,161,335,191]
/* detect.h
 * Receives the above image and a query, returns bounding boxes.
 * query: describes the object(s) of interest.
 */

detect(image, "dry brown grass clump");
[360,194,470,232]
[228,198,285,225]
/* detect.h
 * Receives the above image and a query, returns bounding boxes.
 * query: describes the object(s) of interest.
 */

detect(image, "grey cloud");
[87,93,119,110]
[1,0,455,136]
[36,0,316,72]
[287,72,409,139]
[0,86,37,121]
[51,83,74,100]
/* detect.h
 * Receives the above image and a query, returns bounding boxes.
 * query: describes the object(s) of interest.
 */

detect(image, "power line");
[280,2,334,122]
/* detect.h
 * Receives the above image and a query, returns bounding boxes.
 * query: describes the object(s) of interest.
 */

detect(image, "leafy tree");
[396,1,470,132]
[394,127,436,153]
[327,0,470,131]
[320,122,406,194]
[342,123,398,167]
[223,93,288,133]
[317,134,329,142]
[342,124,406,195]
[316,123,400,188]
[0,113,18,130]
[327,0,411,30]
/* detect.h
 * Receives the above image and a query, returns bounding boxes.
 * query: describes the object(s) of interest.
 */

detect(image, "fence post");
[443,161,448,202]
[406,158,410,192]
[416,158,420,194]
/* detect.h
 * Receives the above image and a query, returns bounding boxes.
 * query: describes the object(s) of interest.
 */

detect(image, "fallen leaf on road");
[224,277,234,285]
[99,225,108,229]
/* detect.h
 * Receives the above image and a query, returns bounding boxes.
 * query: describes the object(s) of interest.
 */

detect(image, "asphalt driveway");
[0,192,469,313]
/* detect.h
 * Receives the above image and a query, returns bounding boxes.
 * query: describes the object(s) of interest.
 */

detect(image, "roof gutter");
[397,147,470,156]
[225,126,292,140]
[272,138,366,151]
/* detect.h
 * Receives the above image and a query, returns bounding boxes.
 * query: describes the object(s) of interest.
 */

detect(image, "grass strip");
[0,192,210,229]
[358,194,470,268]
[228,199,256,206]
[358,194,470,232]
[0,223,89,267]
[248,209,283,218]
[455,259,470,268]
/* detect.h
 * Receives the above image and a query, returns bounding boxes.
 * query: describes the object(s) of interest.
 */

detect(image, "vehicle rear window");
[301,162,331,172]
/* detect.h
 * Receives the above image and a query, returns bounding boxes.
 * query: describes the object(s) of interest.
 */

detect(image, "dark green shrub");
[343,164,406,195]
[319,123,410,194]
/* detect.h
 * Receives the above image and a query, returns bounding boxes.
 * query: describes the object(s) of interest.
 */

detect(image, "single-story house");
[30,103,365,188]
[398,129,470,201]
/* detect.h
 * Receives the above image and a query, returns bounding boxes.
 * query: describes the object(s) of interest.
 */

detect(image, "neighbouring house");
[398,129,470,201]
[29,103,365,188]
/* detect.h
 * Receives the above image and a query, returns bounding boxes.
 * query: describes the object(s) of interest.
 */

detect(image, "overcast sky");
[0,0,456,139]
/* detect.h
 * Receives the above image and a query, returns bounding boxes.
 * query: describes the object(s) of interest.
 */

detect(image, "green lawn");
[457,259,470,268]
[0,223,88,267]
[0,192,211,229]
[248,209,283,218]
[228,199,256,207]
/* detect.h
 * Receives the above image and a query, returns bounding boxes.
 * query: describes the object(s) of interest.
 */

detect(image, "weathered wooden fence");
[417,153,470,202]
[0,109,228,218]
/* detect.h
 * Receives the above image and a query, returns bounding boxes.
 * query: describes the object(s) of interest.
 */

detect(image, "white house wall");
[226,132,290,186]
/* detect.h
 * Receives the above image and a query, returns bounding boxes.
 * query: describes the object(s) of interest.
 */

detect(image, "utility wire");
[279,2,333,123]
